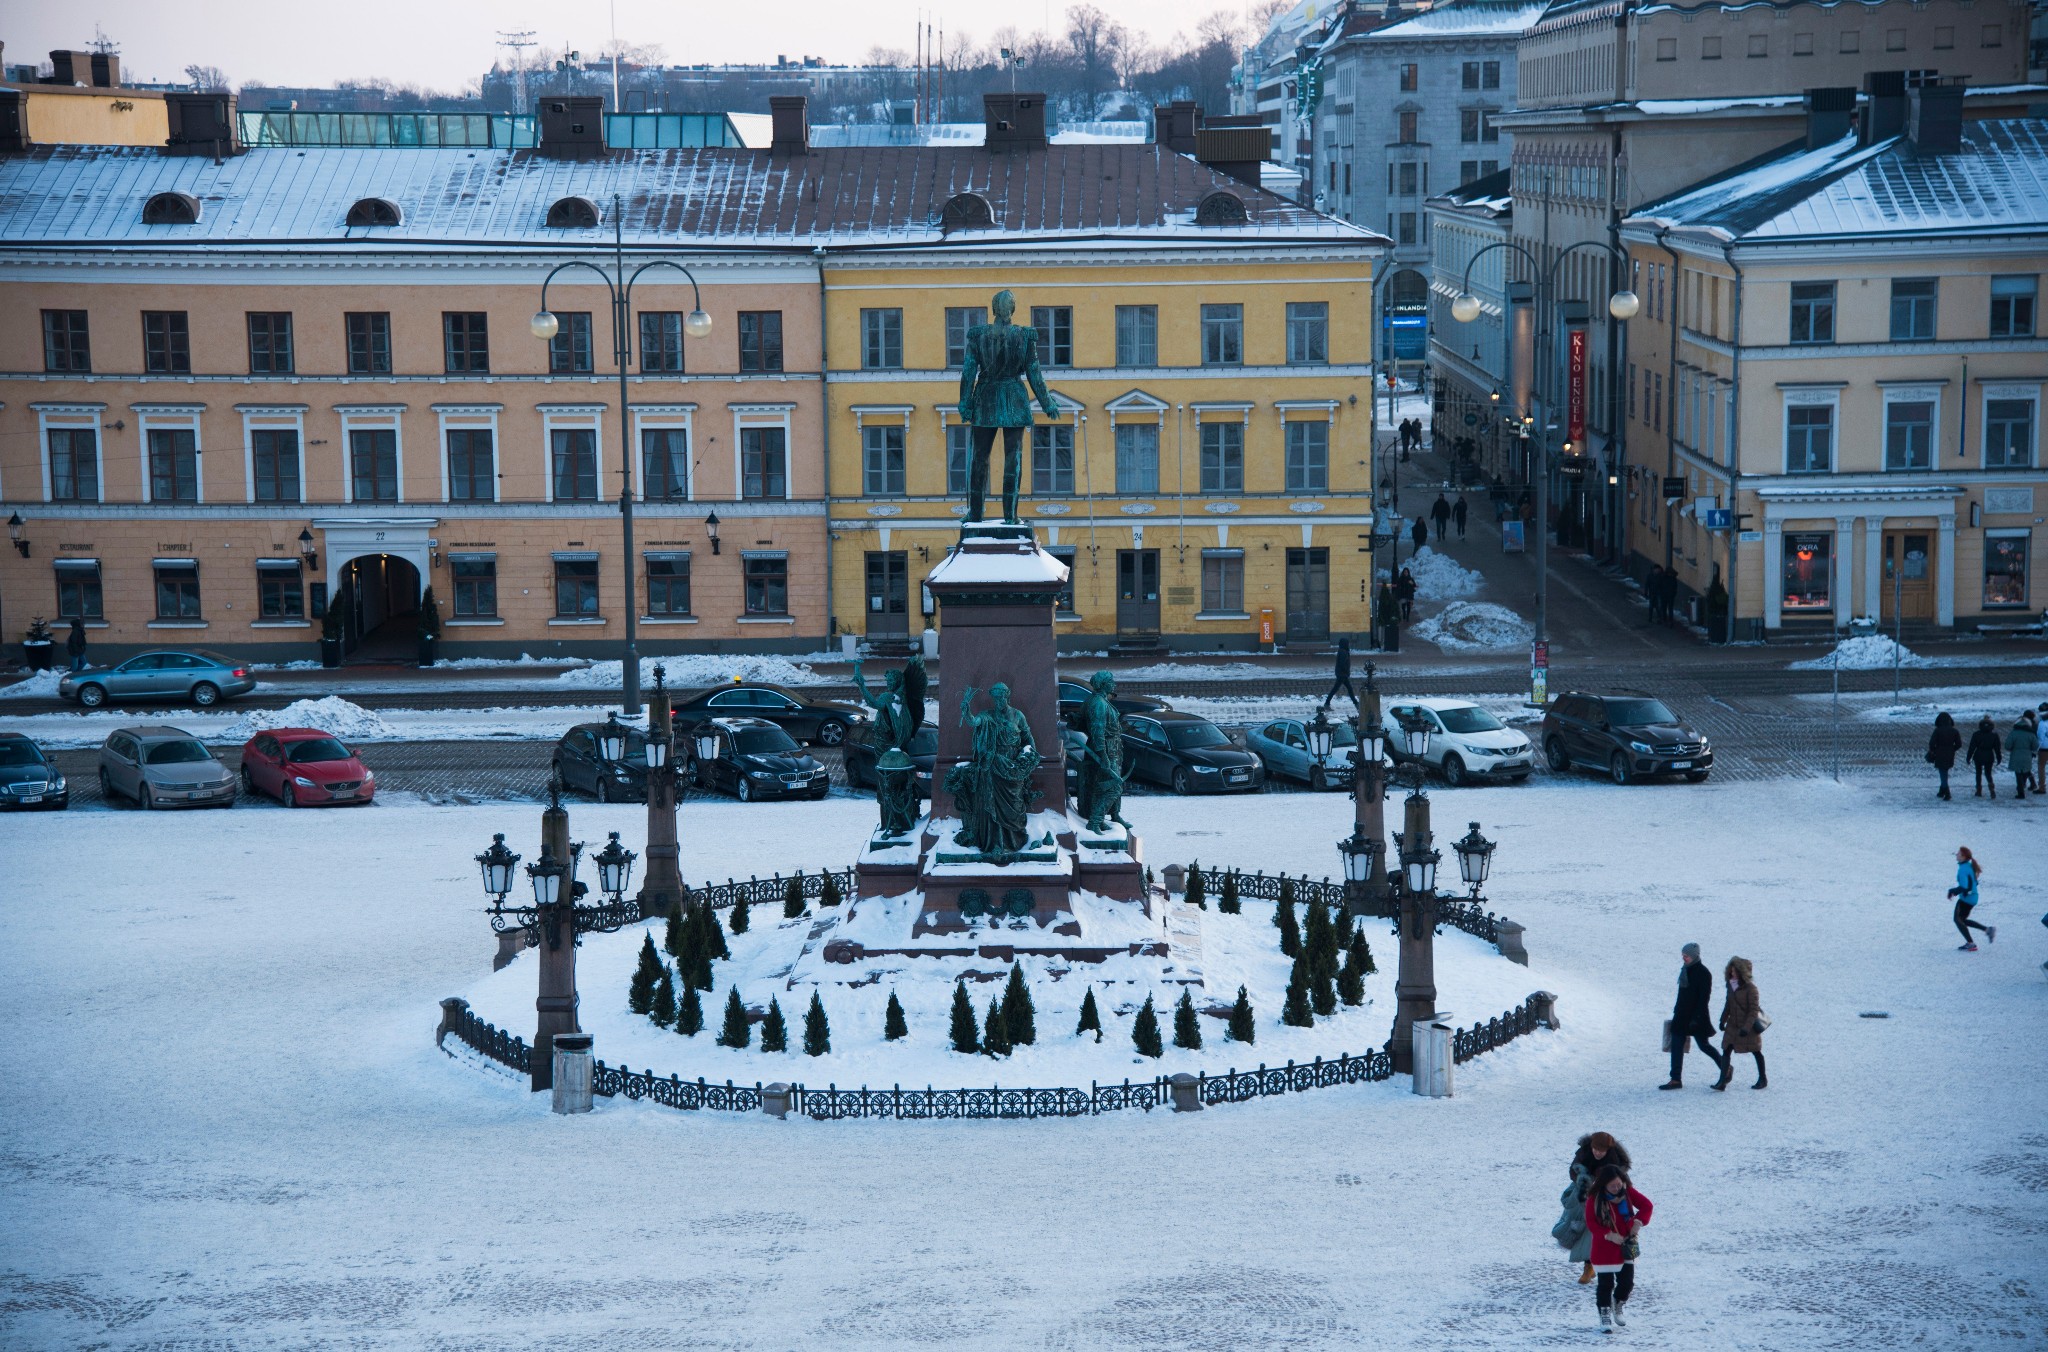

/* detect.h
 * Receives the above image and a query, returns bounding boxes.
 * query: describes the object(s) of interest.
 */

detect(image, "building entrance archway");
[336,553,423,663]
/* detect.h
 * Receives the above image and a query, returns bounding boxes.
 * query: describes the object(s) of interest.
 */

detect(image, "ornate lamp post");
[1388,713,1442,1074]
[477,778,639,1091]
[1330,662,1392,917]
[638,664,684,918]
[1452,821,1496,902]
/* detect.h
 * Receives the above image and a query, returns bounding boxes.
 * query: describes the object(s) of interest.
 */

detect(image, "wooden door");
[1116,550,1160,633]
[1882,531,1935,622]
[1286,547,1330,641]
[864,551,909,635]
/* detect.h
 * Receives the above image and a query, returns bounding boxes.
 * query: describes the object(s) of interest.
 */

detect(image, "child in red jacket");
[1584,1164,1653,1330]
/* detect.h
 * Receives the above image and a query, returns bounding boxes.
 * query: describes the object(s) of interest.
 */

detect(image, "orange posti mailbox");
[1259,608,1275,645]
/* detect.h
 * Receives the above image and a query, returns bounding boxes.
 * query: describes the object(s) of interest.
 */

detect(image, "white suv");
[1382,698,1533,787]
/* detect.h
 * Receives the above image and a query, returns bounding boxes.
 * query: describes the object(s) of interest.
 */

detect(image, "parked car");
[238,729,375,807]
[669,683,868,747]
[60,650,256,708]
[1120,711,1265,795]
[1383,698,1534,787]
[98,726,236,809]
[0,732,67,810]
[1244,715,1362,790]
[692,717,830,801]
[843,720,938,801]
[552,722,650,802]
[1541,691,1713,784]
[1056,680,1171,732]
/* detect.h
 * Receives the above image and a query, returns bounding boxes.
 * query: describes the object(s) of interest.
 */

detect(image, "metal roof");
[0,143,1379,250]
[1367,1,1550,40]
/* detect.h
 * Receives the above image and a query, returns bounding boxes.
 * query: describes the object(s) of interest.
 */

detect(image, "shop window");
[1201,549,1245,613]
[451,556,497,617]
[258,563,305,620]
[55,561,103,621]
[1984,534,2029,608]
[743,556,788,615]
[646,555,691,616]
[155,562,202,620]
[1781,533,1832,613]
[553,557,599,618]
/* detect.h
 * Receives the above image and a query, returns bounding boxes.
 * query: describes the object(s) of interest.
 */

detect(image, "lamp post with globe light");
[637,665,686,919]
[1314,663,1392,917]
[529,194,713,718]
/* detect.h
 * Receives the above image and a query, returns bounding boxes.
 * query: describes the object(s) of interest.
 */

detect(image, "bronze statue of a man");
[1078,669,1131,834]
[957,289,1061,524]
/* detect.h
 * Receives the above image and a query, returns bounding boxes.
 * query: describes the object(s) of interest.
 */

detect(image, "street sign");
[1702,508,1732,529]
[1662,476,1687,503]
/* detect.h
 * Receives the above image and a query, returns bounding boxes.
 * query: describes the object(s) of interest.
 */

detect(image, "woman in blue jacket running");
[1948,846,1991,951]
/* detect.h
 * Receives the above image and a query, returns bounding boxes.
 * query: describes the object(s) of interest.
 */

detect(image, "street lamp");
[476,833,520,902]
[1306,706,1336,763]
[526,843,567,908]
[531,193,714,718]
[1402,836,1440,897]
[297,527,318,571]
[590,831,638,901]
[1452,820,1496,898]
[703,510,722,556]
[1339,826,1383,888]
[7,511,28,558]
[597,712,628,765]
[638,662,683,917]
[693,724,721,766]
[1398,712,1433,765]
[1337,661,1392,918]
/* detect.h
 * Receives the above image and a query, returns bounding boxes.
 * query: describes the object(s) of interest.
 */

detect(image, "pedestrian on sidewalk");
[1661,942,1728,1090]
[1584,1165,1651,1331]
[1948,846,1990,951]
[2034,704,2048,794]
[2021,708,2042,793]
[1410,516,1428,554]
[1395,566,1418,621]
[65,617,88,673]
[2005,715,2038,800]
[1430,493,1451,542]
[1376,580,1402,652]
[1967,716,2002,797]
[1926,711,1962,800]
[1644,567,1666,625]
[1453,494,1468,539]
[1321,637,1357,712]
[1714,957,1767,1090]
[1555,1132,1631,1283]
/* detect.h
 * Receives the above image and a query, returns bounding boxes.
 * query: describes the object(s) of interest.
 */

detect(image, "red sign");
[1259,609,1275,645]
[1533,640,1549,667]
[1566,328,1587,445]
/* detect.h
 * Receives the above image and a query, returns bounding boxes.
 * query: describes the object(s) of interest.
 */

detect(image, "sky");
[6,0,1275,91]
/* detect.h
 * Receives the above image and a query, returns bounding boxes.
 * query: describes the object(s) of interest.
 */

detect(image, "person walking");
[2005,714,2038,800]
[1395,566,1418,622]
[1555,1132,1632,1284]
[65,617,88,673]
[2035,704,2048,795]
[1661,942,1727,1090]
[1643,567,1665,625]
[1714,957,1767,1090]
[1967,716,2002,798]
[1949,846,1991,951]
[1584,1165,1652,1330]
[1430,493,1451,543]
[1926,712,1962,801]
[1410,516,1428,554]
[1321,636,1357,712]
[1376,580,1402,652]
[1452,494,1468,540]
[2021,709,2042,793]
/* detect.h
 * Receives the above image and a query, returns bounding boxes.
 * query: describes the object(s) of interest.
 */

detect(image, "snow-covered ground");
[1412,600,1535,653]
[2,782,2043,1348]
[0,697,634,749]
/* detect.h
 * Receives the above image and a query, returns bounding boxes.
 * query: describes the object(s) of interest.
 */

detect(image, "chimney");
[47,50,88,85]
[983,91,1047,150]
[1153,99,1200,154]
[1907,80,1966,154]
[1803,87,1856,148]
[537,95,607,159]
[164,91,241,156]
[769,94,809,155]
[1862,70,1908,144]
[0,88,29,154]
[91,51,120,87]
[1195,125,1269,189]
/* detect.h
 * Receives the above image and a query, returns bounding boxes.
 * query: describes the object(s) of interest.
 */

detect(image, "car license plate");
[1670,760,1690,769]
[330,788,354,799]
[19,794,42,804]
[1226,770,1248,783]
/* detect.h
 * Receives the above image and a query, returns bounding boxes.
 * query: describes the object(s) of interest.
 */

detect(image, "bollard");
[1169,1072,1204,1112]
[761,1082,792,1119]
[436,996,468,1050]
[1411,1012,1454,1098]
[1532,990,1561,1030]
[1496,920,1530,966]
[493,927,528,972]
[1162,864,1187,896]
[550,1033,594,1114]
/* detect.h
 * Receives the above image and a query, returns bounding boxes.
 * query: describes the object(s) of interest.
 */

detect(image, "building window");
[1982,22,2002,46]
[1482,59,1500,88]
[1890,278,1937,341]
[1032,423,1074,494]
[1397,162,1418,196]
[1399,63,1418,91]
[1461,61,1479,89]
[1984,534,2030,608]
[946,423,973,495]
[55,561,103,621]
[1285,421,1330,492]
[1884,398,1935,471]
[247,312,294,374]
[446,428,495,502]
[1991,275,2037,337]
[641,426,688,499]
[343,312,392,375]
[639,312,684,373]
[1398,110,1417,142]
[1794,31,1814,54]
[1985,397,2035,469]
[147,428,198,502]
[1201,549,1245,613]
[939,308,982,369]
[1840,30,1860,53]
[861,308,903,369]
[154,563,202,620]
[250,428,301,502]
[1655,37,1677,60]
[646,555,691,615]
[738,311,784,372]
[1789,283,1835,344]
[1199,421,1244,492]
[142,311,190,374]
[451,556,497,617]
[743,556,789,615]
[258,563,305,620]
[554,558,599,618]
[42,310,92,373]
[1754,33,1773,55]
[551,428,598,500]
[1786,402,1834,473]
[1115,305,1157,366]
[1397,213,1417,245]
[1286,302,1329,364]
[548,312,593,374]
[349,428,398,503]
[862,424,907,496]
[741,425,787,499]
[1115,422,1160,493]
[1702,36,1722,59]
[1933,26,1953,49]
[1031,306,1073,367]
[1200,304,1243,366]
[1781,533,1831,612]
[1048,545,1078,615]
[442,312,490,374]
[1653,372,1663,431]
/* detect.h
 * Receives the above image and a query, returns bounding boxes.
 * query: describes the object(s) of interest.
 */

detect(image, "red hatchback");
[239,728,376,807]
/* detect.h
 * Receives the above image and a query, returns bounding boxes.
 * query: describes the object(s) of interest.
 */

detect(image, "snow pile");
[555,655,830,690]
[1788,635,1932,670]
[0,669,66,699]
[1094,662,1274,682]
[1410,602,1533,653]
[435,654,582,670]
[1403,546,1482,603]
[225,697,398,743]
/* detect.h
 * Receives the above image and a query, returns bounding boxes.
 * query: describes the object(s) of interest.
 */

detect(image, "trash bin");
[1411,1012,1454,1098]
[551,1033,594,1115]
[22,638,53,671]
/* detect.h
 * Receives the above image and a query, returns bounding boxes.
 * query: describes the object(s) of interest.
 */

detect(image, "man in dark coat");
[1966,715,2001,797]
[1645,567,1667,624]
[1321,637,1357,711]
[1662,942,1727,1089]
[1452,494,1468,539]
[1410,516,1428,553]
[1430,493,1451,542]
[1375,581,1401,651]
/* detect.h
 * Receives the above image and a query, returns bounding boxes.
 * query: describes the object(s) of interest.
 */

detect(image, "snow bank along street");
[2,779,2043,1348]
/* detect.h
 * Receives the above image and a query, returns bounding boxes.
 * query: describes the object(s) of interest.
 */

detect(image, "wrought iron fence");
[684,868,857,913]
[1451,994,1544,1064]
[1438,900,1502,946]
[1214,868,1514,956]
[593,1063,764,1112]
[1196,1050,1395,1103]
[440,998,532,1075]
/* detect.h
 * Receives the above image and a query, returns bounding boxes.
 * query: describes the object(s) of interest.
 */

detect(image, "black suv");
[1540,693,1712,785]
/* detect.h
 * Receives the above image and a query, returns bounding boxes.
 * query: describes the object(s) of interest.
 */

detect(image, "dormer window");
[345,197,401,227]
[546,196,601,228]
[1195,191,1248,227]
[940,191,995,232]
[142,191,200,225]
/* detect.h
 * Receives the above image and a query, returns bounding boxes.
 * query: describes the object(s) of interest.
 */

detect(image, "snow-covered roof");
[1367,0,1549,40]
[808,121,1150,149]
[1430,167,1513,216]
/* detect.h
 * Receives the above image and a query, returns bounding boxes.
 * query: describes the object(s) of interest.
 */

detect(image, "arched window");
[545,196,601,228]
[1194,191,1248,227]
[940,191,995,232]
[345,197,402,227]
[142,192,200,225]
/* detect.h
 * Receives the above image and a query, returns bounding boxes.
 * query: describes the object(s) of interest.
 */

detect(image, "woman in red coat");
[1583,1164,1653,1330]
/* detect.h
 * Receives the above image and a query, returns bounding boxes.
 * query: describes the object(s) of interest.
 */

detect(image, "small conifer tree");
[650,967,677,1028]
[1305,899,1335,979]
[820,871,843,907]
[949,981,980,1054]
[802,991,830,1056]
[1132,994,1164,1058]
[761,997,788,1052]
[1001,964,1037,1046]
[1277,875,1298,917]
[1172,987,1203,1050]
[1278,896,1302,958]
[1337,962,1365,1007]
[698,898,730,961]
[784,873,805,919]
[717,986,750,1048]
[629,932,663,1015]
[884,990,908,1041]
[1311,966,1337,1017]
[664,904,687,958]
[1184,862,1207,909]
[1282,958,1314,1028]
[1219,870,1241,914]
[1347,930,1377,976]
[1226,985,1257,1044]
[730,895,750,935]
[1077,987,1103,1041]
[676,983,704,1036]
[983,996,1012,1057]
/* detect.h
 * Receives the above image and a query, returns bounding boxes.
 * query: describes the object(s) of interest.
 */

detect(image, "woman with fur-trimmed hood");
[1716,956,1766,1090]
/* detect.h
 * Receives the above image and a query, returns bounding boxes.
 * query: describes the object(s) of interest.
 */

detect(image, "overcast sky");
[10,1,1271,90]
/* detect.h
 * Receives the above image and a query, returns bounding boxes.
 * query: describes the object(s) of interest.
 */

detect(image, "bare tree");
[183,63,229,92]
[1064,4,1128,116]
